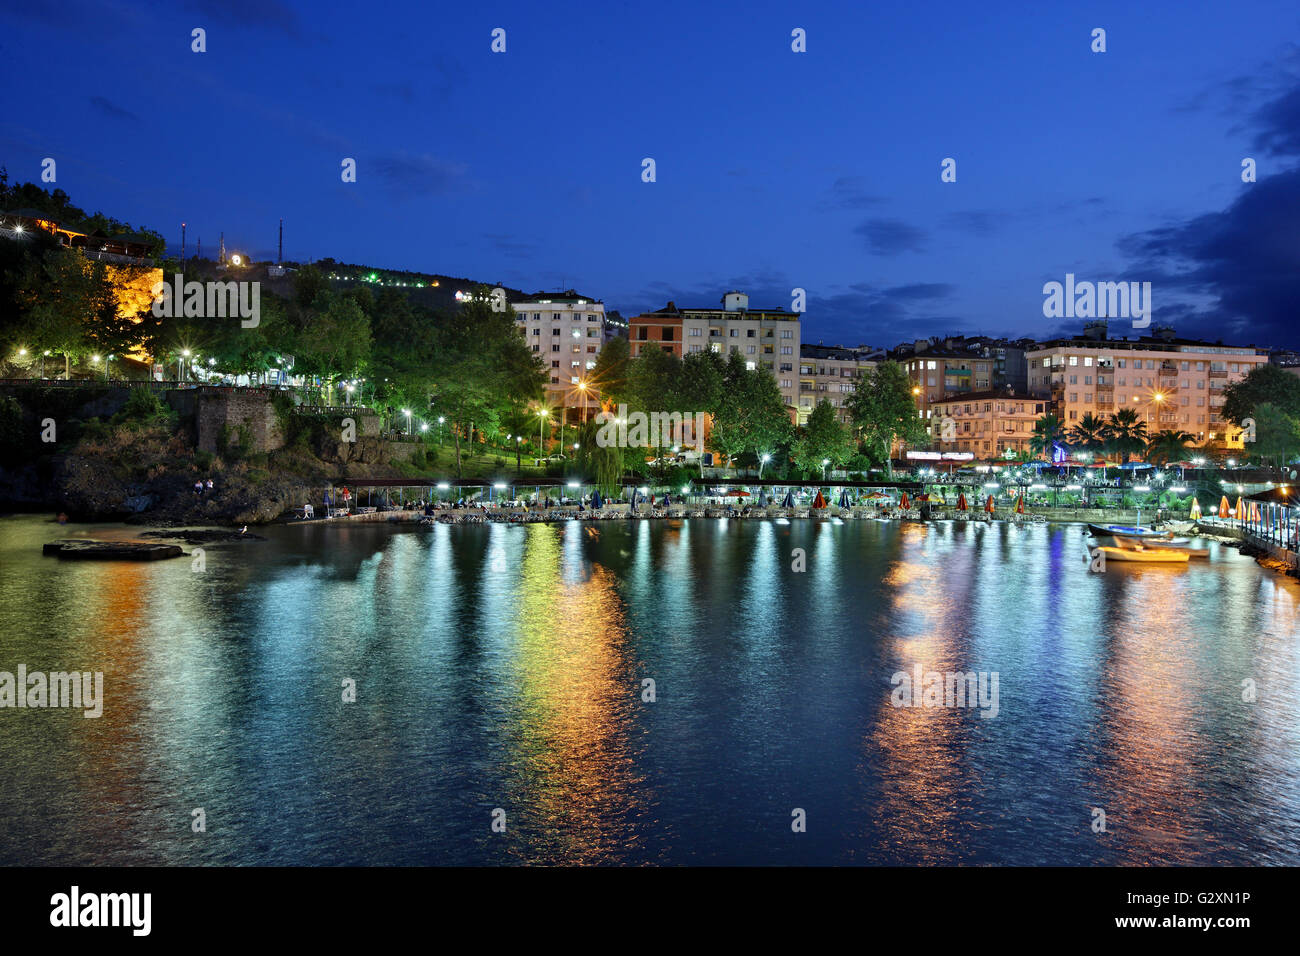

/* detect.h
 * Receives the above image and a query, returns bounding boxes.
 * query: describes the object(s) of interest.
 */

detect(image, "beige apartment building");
[798,344,881,424]
[512,291,605,416]
[1027,324,1268,450]
[630,291,802,413]
[930,391,1048,458]
[901,348,995,417]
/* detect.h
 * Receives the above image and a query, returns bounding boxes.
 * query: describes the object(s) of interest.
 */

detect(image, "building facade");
[798,344,880,424]
[1026,324,1269,450]
[629,291,802,413]
[512,291,605,415]
[929,391,1047,458]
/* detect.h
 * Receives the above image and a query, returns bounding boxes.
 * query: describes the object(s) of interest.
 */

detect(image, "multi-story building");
[929,391,1047,458]
[1027,322,1269,450]
[797,344,881,424]
[512,290,605,416]
[629,291,802,412]
[896,342,996,417]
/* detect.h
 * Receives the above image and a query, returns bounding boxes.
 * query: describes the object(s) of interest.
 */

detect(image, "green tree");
[1145,429,1196,465]
[1029,413,1066,460]
[1249,403,1300,471]
[1068,412,1109,453]
[1222,364,1300,424]
[709,351,793,469]
[792,400,852,476]
[845,360,926,477]
[1105,407,1149,464]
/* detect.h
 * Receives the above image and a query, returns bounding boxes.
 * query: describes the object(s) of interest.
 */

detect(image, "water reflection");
[0,515,1296,865]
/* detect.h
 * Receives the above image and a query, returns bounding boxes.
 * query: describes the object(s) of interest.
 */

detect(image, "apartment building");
[898,345,995,417]
[512,290,605,415]
[929,391,1047,458]
[1027,322,1269,450]
[797,344,881,424]
[629,291,802,412]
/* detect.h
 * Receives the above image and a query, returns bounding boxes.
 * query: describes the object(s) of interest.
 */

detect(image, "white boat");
[1094,545,1189,564]
[1113,534,1210,559]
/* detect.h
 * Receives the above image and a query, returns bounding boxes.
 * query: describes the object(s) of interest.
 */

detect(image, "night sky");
[2,0,1298,348]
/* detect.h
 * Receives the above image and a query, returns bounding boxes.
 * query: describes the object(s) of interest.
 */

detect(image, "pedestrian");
[205,478,214,494]
[194,480,203,498]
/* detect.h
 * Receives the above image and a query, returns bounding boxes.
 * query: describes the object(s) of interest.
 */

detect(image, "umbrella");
[1015,495,1025,514]
[985,495,995,514]
[1218,495,1230,519]
[899,492,911,509]
[782,491,794,508]
[1234,496,1245,521]
[1189,497,1202,520]
[865,491,891,500]
[838,490,850,508]
[728,490,751,497]
[957,492,968,512]
[1249,502,1261,523]
[630,489,639,508]
[757,491,768,507]
[592,491,603,509]
[812,490,827,509]
[663,493,671,506]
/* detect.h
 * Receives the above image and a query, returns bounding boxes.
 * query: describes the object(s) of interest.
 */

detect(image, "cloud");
[182,0,300,37]
[823,176,885,210]
[484,234,540,260]
[89,96,139,123]
[853,218,927,255]
[372,152,469,196]
[1115,75,1300,348]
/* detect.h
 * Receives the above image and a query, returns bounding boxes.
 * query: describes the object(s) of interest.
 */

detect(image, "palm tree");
[1146,429,1196,466]
[1029,413,1065,460]
[1106,408,1149,464]
[1068,412,1109,453]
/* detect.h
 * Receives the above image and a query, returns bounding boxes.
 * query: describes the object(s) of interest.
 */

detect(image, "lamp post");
[759,453,771,478]
[402,408,411,436]
[821,458,830,481]
[537,408,548,457]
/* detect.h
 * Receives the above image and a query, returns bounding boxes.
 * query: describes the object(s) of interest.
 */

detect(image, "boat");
[1113,534,1210,558]
[1093,545,1189,563]
[1087,523,1173,540]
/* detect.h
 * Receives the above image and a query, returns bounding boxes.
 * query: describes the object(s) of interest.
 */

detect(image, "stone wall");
[185,387,285,455]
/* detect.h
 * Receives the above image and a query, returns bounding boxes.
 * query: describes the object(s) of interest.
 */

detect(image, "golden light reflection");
[503,523,645,863]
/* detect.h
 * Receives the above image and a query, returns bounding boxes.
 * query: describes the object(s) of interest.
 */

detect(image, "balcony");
[1209,368,1228,379]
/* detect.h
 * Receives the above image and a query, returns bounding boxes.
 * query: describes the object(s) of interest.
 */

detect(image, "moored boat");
[1113,534,1210,558]
[1087,523,1173,540]
[1093,544,1189,563]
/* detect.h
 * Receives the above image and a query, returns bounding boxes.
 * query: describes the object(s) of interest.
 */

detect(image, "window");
[781,346,793,355]
[531,345,539,352]
[552,328,560,336]
[551,344,560,352]
[637,327,648,340]
[729,329,739,337]
[689,344,702,353]
[689,327,701,336]
[1069,356,1078,366]
[747,329,756,337]
[531,328,540,336]
[747,346,756,354]
[781,330,793,339]
[780,379,792,388]
[663,328,674,341]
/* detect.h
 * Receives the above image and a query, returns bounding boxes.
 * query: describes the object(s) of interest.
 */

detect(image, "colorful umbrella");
[985,495,995,514]
[1218,495,1230,519]
[1234,496,1246,521]
[957,492,968,512]
[812,490,827,509]
[1189,497,1202,520]
[781,491,794,508]
[838,490,850,508]
[728,489,751,497]
[1015,495,1025,514]
[1249,501,1261,523]
[899,492,911,509]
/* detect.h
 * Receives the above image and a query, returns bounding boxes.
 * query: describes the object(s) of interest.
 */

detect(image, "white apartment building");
[1027,324,1268,450]
[512,291,605,415]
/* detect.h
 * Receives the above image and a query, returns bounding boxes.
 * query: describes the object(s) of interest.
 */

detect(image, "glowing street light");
[402,408,411,436]
[759,452,771,478]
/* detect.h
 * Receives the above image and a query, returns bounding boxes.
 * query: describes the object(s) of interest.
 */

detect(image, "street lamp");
[402,408,411,436]
[821,458,830,481]
[537,408,548,454]
[759,453,771,478]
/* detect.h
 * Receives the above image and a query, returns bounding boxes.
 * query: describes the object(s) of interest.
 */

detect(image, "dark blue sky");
[3,0,1298,348]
